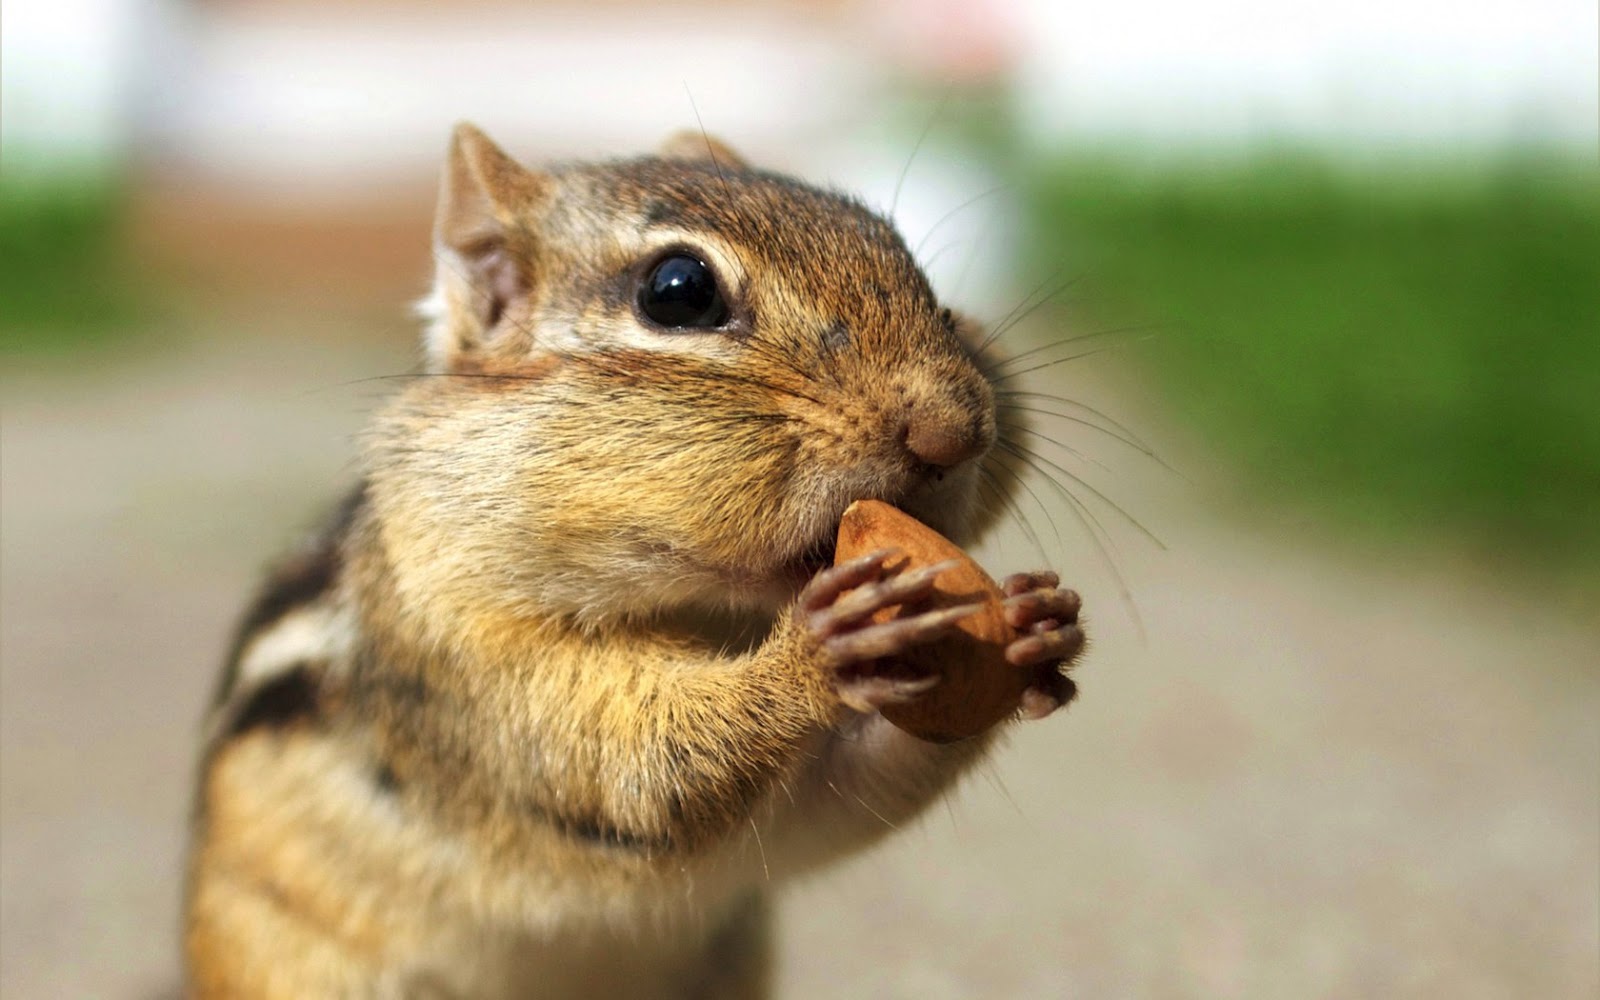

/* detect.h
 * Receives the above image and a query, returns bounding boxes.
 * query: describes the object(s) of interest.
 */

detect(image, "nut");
[834,499,1025,742]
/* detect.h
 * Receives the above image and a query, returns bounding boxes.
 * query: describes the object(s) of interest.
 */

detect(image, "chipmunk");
[184,123,1086,999]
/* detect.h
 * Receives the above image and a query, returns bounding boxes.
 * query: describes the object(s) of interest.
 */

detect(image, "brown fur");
[186,124,1041,998]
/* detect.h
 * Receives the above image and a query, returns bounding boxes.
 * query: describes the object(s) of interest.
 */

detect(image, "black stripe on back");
[209,482,366,713]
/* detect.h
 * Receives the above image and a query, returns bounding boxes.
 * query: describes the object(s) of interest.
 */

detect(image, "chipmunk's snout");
[901,401,993,469]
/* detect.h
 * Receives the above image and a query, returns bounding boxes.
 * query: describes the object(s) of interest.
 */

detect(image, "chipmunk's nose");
[902,404,991,468]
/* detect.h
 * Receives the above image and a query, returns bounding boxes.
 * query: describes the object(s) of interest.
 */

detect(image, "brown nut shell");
[834,500,1025,742]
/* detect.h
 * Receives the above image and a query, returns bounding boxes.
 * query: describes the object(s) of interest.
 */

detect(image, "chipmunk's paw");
[798,550,981,713]
[1000,571,1085,720]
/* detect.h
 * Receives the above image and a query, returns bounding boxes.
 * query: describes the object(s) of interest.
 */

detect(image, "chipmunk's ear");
[657,130,749,171]
[426,122,551,369]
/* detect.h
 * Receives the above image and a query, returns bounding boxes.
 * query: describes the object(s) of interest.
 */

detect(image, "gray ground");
[3,327,1595,998]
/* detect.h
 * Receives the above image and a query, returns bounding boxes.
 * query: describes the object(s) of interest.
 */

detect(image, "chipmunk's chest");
[410,901,765,1000]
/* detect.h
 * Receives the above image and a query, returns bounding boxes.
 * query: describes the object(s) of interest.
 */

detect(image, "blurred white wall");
[1013,0,1599,151]
[0,0,153,175]
[6,0,1594,182]
[143,7,873,196]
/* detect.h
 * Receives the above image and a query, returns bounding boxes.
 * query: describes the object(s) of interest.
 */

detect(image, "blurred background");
[2,0,1596,996]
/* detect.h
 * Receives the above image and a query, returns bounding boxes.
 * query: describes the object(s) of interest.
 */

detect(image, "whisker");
[989,335,1158,384]
[977,464,1048,565]
[890,93,950,223]
[986,324,1157,375]
[912,184,1008,261]
[747,816,770,883]
[996,401,1163,462]
[996,419,1113,476]
[994,390,1157,452]
[740,335,817,385]
[976,758,1024,817]
[997,438,1163,550]
[986,446,1066,553]
[977,270,1066,354]
[971,470,1005,528]
[993,439,1148,636]
[850,786,901,831]
[570,351,827,408]
[950,213,998,305]
[335,372,541,386]
[683,84,732,202]
[708,370,824,407]
[918,238,968,280]
[981,275,1087,350]
[941,789,962,837]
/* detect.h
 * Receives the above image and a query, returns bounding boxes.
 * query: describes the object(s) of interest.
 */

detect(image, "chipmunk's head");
[372,123,999,624]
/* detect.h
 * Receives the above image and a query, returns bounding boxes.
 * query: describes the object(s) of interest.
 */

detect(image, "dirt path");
[3,334,1594,998]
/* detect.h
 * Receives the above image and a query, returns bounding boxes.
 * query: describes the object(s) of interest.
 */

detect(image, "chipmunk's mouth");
[779,485,949,587]
[785,495,909,582]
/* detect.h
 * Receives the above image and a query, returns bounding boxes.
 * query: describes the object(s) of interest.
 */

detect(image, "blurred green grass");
[1020,152,1600,580]
[0,175,150,354]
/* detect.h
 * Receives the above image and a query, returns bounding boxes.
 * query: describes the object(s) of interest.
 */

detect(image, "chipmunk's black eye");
[638,254,729,330]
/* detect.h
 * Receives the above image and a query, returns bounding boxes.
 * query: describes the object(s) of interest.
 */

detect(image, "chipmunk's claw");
[831,670,940,714]
[806,558,958,640]
[1001,570,1060,596]
[1018,669,1078,720]
[799,555,978,712]
[799,549,900,613]
[1000,571,1085,721]
[820,603,980,664]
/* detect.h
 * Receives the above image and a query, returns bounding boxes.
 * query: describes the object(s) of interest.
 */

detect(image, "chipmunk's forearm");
[358,611,842,861]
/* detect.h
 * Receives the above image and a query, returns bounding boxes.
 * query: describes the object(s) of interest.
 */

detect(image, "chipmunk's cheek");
[752,527,835,602]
